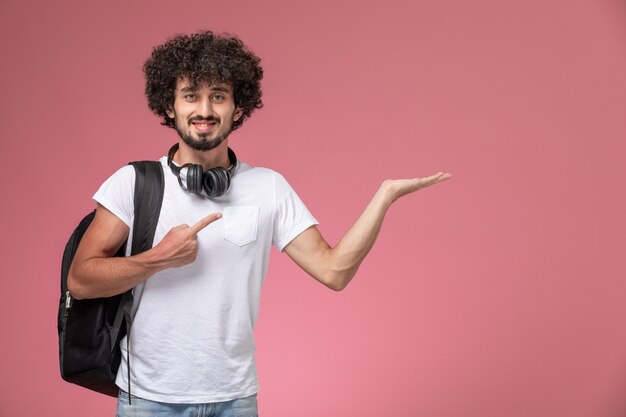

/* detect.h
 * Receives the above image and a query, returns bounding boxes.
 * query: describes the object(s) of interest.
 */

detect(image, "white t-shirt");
[93,156,318,403]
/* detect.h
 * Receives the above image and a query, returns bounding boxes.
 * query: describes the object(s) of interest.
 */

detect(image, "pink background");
[1,0,625,416]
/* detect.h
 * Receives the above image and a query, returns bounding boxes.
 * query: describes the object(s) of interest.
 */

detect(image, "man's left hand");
[382,172,452,203]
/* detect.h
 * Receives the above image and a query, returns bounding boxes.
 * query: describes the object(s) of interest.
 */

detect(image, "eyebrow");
[178,85,231,94]
[208,85,231,93]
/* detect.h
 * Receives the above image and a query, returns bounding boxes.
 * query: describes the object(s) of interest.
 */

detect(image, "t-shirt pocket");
[223,206,260,246]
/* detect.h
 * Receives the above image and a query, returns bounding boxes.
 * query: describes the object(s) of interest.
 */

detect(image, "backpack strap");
[110,160,164,404]
[130,161,165,255]
[109,161,164,349]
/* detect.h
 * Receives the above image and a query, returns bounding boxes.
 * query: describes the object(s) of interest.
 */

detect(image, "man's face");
[166,79,242,151]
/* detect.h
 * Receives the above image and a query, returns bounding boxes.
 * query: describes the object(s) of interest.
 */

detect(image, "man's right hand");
[68,206,223,300]
[152,213,223,268]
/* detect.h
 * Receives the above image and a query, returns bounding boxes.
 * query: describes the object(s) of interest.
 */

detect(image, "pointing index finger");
[189,212,222,235]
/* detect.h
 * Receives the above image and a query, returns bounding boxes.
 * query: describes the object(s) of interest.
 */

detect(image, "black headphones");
[167,143,238,197]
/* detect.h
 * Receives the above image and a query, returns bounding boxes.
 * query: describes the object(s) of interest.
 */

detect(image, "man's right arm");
[67,203,221,300]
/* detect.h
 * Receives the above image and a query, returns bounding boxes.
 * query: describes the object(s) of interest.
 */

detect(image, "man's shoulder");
[236,162,282,180]
[234,163,300,198]
[99,163,137,185]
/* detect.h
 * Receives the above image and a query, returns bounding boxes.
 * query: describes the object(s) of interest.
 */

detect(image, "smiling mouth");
[191,121,217,132]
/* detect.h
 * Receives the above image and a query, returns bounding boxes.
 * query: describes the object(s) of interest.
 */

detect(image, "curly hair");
[143,31,263,130]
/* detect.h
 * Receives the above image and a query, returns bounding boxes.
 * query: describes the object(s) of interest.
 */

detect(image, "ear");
[233,107,244,121]
[166,107,175,119]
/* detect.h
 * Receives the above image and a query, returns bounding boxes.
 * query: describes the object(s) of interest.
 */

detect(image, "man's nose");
[197,98,213,117]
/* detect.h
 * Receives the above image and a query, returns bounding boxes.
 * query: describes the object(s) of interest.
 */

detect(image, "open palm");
[383,172,452,202]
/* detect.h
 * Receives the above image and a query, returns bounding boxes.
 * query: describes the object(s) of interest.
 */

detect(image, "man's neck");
[174,140,231,171]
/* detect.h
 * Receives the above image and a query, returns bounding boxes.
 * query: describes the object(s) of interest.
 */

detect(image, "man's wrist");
[375,180,396,208]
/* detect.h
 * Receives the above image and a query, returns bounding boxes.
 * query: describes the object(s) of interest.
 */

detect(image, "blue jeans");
[116,390,258,417]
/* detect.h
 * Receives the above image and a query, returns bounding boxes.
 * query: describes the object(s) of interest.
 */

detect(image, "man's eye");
[185,94,196,100]
[212,95,225,101]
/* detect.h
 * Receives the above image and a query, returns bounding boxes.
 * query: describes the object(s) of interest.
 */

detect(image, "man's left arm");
[283,172,452,291]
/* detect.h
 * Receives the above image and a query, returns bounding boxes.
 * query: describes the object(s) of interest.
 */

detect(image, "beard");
[175,116,233,151]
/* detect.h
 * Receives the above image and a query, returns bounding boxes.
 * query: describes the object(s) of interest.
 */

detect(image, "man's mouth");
[191,119,217,133]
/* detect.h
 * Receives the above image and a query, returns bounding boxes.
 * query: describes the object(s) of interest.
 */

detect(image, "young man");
[68,31,451,416]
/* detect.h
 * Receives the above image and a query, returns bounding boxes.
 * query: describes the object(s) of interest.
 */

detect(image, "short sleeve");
[92,165,136,228]
[272,172,318,251]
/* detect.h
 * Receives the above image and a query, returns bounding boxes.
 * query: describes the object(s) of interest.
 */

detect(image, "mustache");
[188,116,221,124]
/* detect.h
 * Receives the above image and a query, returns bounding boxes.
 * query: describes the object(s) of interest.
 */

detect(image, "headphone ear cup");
[185,164,205,195]
[167,144,237,197]
[203,168,231,197]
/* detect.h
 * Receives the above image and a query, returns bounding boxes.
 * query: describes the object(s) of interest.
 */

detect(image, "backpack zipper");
[64,291,72,316]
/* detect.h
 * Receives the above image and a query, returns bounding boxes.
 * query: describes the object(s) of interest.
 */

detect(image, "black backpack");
[58,161,164,398]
